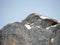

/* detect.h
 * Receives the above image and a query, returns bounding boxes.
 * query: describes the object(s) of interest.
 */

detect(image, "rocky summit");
[0,13,60,45]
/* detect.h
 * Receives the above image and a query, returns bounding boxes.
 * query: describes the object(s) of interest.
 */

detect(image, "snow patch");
[40,16,49,19]
[46,27,50,29]
[51,38,54,43]
[25,24,31,29]
[46,25,57,30]
[36,26,41,28]
[52,25,57,27]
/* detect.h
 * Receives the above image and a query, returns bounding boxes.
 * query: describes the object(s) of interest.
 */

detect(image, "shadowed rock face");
[0,13,60,45]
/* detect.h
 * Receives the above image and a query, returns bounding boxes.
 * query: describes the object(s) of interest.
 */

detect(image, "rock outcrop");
[0,13,60,45]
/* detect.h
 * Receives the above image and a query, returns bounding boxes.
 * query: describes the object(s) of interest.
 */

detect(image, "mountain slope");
[0,13,60,45]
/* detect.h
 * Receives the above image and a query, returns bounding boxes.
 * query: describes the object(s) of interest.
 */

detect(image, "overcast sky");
[0,0,60,29]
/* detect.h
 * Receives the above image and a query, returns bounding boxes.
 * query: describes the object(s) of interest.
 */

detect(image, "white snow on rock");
[46,25,57,30]
[40,16,49,19]
[36,26,41,28]
[46,27,50,30]
[51,38,54,43]
[25,24,32,30]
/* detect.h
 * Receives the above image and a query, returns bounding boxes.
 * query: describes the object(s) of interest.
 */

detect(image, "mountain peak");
[22,13,59,28]
[0,13,60,45]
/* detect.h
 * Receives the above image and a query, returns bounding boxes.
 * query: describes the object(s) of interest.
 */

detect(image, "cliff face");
[0,13,60,45]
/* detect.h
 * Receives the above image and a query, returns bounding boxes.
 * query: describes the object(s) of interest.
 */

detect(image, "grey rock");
[0,13,60,45]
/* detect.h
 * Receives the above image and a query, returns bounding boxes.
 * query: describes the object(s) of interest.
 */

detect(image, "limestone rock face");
[0,13,60,45]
